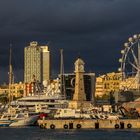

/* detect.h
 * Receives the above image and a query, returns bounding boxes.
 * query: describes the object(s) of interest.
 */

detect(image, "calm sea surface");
[0,127,140,140]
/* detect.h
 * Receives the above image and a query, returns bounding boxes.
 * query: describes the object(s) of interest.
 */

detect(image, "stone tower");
[73,58,86,101]
[69,58,91,109]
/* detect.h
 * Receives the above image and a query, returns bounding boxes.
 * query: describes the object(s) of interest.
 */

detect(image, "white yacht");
[9,112,39,127]
[11,77,69,113]
[0,111,39,127]
[53,107,121,120]
[54,108,91,119]
[11,94,68,113]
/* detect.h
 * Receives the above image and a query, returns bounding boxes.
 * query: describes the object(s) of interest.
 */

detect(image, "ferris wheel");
[118,34,140,83]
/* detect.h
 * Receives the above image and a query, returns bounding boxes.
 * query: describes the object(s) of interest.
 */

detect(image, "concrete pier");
[38,119,140,129]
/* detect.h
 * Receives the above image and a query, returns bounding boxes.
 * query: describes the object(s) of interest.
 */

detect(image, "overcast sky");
[0,0,140,83]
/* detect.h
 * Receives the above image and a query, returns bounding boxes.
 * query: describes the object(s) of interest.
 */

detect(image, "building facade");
[95,72,122,97]
[0,82,25,98]
[24,41,50,83]
[119,77,139,90]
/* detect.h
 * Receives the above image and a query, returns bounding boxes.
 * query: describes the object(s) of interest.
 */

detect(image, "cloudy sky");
[0,0,140,83]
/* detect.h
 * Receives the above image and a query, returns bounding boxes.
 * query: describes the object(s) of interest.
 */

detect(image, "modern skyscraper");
[24,41,50,83]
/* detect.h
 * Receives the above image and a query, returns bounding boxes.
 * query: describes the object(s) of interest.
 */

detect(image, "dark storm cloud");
[0,0,140,83]
[0,0,139,34]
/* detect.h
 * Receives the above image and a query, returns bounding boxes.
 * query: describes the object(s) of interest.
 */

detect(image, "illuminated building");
[119,77,138,90]
[24,41,50,83]
[95,72,122,97]
[0,82,25,97]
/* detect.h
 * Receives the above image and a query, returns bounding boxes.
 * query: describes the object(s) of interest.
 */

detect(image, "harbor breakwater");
[38,119,140,129]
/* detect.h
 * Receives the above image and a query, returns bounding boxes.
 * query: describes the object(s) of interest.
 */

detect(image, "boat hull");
[10,115,39,127]
[0,120,13,127]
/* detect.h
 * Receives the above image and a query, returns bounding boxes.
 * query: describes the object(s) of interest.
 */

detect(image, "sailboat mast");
[60,49,66,98]
[8,45,13,108]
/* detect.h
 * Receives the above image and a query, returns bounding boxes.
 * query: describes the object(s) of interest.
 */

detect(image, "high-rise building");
[24,41,50,83]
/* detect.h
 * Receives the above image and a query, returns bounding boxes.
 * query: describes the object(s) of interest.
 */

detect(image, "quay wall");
[38,119,140,129]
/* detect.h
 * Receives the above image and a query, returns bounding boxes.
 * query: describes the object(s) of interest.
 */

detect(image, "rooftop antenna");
[60,49,66,98]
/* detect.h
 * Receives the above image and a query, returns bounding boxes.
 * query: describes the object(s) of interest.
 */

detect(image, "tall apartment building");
[24,41,50,83]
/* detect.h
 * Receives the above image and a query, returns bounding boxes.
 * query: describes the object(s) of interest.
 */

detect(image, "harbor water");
[0,127,140,140]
